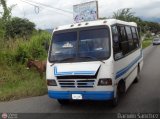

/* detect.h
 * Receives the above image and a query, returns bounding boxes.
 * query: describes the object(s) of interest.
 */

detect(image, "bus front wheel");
[111,87,120,107]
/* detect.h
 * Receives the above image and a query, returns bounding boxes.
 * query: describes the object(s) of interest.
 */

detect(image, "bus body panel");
[114,49,143,90]
[47,60,114,92]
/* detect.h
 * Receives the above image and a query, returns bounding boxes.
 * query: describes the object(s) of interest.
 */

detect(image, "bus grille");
[58,80,95,88]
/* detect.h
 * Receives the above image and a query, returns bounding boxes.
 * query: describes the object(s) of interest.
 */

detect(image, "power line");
[27,0,73,14]
[22,0,72,14]
[19,0,40,14]
[20,0,38,7]
[19,0,72,16]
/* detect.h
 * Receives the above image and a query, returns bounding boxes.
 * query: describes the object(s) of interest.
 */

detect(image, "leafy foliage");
[0,0,49,101]
[5,17,35,39]
[0,19,5,38]
[113,8,135,21]
[112,8,160,34]
[0,0,11,21]
[0,31,50,64]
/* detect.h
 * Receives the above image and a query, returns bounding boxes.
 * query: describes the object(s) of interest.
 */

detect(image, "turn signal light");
[47,80,57,86]
[98,78,112,86]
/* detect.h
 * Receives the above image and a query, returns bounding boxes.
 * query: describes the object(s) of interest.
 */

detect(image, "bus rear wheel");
[134,65,140,83]
[57,99,70,105]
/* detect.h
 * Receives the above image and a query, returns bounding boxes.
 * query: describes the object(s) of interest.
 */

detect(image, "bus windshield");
[49,27,110,63]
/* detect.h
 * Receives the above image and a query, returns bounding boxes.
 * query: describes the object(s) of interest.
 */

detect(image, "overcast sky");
[7,0,160,29]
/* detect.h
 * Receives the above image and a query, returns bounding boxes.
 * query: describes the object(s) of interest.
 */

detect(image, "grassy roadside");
[0,63,47,101]
[0,31,50,102]
[142,37,153,49]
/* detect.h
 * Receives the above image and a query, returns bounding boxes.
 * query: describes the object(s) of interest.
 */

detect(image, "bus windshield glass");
[49,27,110,63]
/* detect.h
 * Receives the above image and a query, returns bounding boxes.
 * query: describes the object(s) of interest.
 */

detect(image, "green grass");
[142,38,152,49]
[0,30,50,101]
[0,64,47,101]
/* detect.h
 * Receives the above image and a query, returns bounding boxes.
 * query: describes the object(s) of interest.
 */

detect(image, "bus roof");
[53,19,137,32]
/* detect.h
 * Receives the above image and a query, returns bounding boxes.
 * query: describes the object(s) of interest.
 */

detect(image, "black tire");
[111,87,120,107]
[57,99,70,105]
[134,65,140,83]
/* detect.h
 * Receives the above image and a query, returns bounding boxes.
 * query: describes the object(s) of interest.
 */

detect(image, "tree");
[112,8,135,22]
[112,8,160,33]
[5,17,35,40]
[0,0,9,38]
[146,21,160,34]
[0,0,16,39]
[0,0,11,21]
[0,19,5,38]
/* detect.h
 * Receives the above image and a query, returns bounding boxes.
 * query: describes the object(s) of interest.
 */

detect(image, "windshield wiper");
[79,56,105,64]
[59,57,76,62]
[50,57,75,66]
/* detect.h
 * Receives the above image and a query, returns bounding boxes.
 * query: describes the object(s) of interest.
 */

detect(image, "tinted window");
[119,26,129,55]
[112,26,123,60]
[131,27,138,39]
[79,29,110,59]
[119,26,128,41]
[112,25,140,61]
[49,27,111,63]
[112,26,119,44]
[125,26,132,40]
[51,32,77,61]
[131,27,139,48]
[125,26,135,51]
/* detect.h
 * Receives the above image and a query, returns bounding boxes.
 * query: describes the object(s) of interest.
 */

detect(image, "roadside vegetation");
[0,1,159,101]
[142,38,152,49]
[0,0,50,101]
[0,31,50,101]
[142,33,153,49]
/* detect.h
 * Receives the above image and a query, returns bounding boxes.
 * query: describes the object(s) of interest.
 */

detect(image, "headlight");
[98,78,112,86]
[47,79,57,86]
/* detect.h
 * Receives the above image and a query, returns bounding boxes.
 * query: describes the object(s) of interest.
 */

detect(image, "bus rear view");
[46,19,143,106]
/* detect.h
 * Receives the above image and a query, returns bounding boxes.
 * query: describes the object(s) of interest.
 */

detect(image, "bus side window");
[118,25,129,55]
[125,26,134,51]
[137,26,141,39]
[112,25,123,60]
[131,27,139,48]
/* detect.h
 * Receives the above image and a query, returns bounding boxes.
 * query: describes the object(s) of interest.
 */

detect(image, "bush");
[15,45,30,63]
[5,17,35,40]
[0,50,16,66]
[14,31,50,64]
[146,32,152,38]
[28,31,50,59]
[0,30,51,65]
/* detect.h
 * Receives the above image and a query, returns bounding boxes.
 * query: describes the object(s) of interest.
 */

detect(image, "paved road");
[0,46,160,113]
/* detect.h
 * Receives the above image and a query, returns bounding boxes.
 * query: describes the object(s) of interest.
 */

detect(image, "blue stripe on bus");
[54,67,96,76]
[115,54,142,79]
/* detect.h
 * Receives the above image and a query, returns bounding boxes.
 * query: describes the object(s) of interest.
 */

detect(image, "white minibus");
[46,19,143,106]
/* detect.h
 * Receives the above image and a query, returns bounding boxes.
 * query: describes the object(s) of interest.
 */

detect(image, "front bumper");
[48,91,114,100]
[153,42,160,45]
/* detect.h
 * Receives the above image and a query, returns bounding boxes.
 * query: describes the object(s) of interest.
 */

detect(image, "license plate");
[72,94,82,100]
